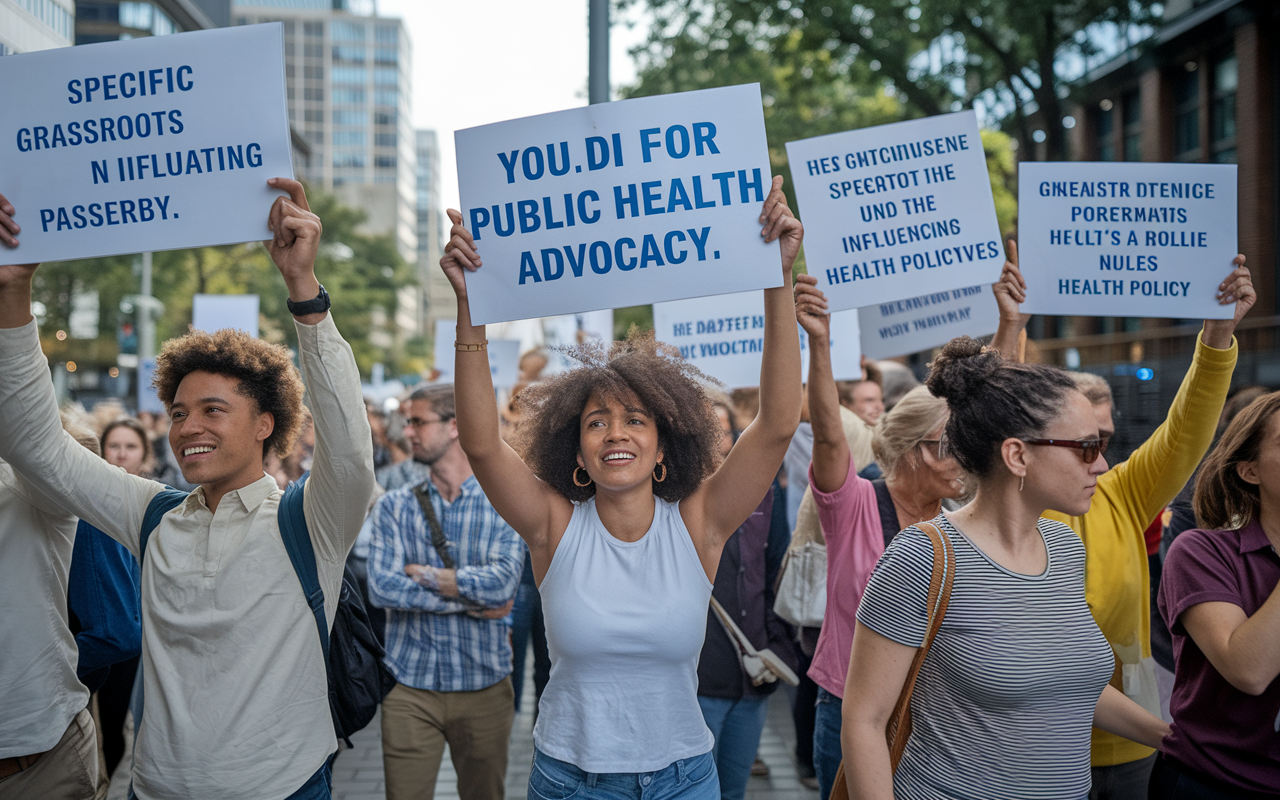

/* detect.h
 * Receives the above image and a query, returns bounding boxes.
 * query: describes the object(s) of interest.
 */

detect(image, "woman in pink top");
[793,275,966,800]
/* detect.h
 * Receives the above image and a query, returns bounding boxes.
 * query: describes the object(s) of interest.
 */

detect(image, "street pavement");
[332,665,819,800]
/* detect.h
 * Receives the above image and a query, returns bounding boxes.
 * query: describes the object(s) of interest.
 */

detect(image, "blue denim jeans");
[696,695,769,800]
[529,748,719,800]
[813,687,843,800]
[129,758,331,800]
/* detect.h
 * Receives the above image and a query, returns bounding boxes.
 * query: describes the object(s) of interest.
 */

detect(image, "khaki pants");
[0,708,98,800]
[382,678,514,800]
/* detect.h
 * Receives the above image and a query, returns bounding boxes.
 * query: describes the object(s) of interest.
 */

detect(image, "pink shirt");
[806,455,887,697]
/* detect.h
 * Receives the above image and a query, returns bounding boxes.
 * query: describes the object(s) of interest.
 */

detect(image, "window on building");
[304,43,323,58]
[331,21,365,42]
[284,42,295,56]
[332,66,367,85]
[376,133,396,147]
[304,87,324,101]
[304,21,323,37]
[305,109,324,122]
[282,20,294,35]
[1211,52,1237,163]
[375,48,397,64]
[304,65,324,80]
[333,88,366,104]
[1173,65,1200,160]
[376,25,397,44]
[1096,106,1115,161]
[374,67,397,86]
[25,0,75,40]
[376,156,397,168]
[333,45,365,63]
[333,153,367,168]
[333,131,367,147]
[1121,90,1142,161]
[375,89,397,107]
[375,111,396,125]
[333,110,368,125]
[306,130,324,146]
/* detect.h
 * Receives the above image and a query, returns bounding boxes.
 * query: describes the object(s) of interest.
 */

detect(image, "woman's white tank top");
[532,496,715,773]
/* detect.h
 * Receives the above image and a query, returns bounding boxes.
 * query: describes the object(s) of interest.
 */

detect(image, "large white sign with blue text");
[785,110,1004,312]
[1018,162,1237,319]
[653,291,862,389]
[858,283,999,359]
[0,24,294,265]
[455,84,780,325]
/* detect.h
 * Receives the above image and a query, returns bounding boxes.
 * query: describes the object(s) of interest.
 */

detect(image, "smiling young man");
[0,180,375,800]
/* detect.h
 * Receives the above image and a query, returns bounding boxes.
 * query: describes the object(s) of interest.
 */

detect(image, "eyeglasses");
[405,416,452,429]
[1024,435,1110,464]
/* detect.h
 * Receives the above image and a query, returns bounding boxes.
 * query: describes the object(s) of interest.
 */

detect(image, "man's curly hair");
[512,328,724,503]
[152,329,305,459]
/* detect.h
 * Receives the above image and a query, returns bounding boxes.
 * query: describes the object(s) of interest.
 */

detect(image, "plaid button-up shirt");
[368,476,525,692]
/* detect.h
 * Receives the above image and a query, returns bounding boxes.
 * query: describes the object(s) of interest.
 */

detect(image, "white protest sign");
[653,291,861,388]
[0,24,293,264]
[1018,162,1237,319]
[192,294,259,338]
[858,283,1000,359]
[432,319,521,387]
[785,111,1004,312]
[455,84,780,325]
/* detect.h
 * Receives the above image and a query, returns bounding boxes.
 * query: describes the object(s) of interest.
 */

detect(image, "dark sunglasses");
[1024,435,1110,464]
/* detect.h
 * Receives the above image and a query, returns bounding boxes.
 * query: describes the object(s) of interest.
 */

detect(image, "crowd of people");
[0,173,1275,800]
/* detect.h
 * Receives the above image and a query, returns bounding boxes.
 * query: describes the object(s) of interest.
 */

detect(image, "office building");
[416,129,451,334]
[233,0,418,267]
[1,0,74,55]
[74,0,225,44]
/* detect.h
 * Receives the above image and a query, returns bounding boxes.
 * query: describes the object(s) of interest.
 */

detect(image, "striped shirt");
[856,515,1114,800]
[368,476,525,692]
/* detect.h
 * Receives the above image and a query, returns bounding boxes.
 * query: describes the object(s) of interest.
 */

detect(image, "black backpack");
[139,476,395,747]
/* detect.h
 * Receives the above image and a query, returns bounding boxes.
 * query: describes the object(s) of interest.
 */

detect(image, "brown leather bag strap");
[885,520,955,770]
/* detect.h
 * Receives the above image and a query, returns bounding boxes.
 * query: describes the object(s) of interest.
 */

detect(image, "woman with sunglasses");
[841,336,1169,800]
[992,245,1253,797]
[792,275,966,800]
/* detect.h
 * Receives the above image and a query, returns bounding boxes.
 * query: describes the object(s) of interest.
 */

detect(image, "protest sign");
[858,283,999,359]
[1018,162,1237,319]
[653,291,862,388]
[192,294,259,337]
[0,24,294,264]
[785,111,1004,312]
[455,84,780,325]
[432,319,521,387]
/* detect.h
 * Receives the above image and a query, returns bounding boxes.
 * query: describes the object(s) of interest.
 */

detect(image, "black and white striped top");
[856,514,1114,800]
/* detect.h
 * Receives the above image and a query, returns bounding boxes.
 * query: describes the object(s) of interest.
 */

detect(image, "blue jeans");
[529,748,719,800]
[697,695,768,800]
[813,687,843,800]
[129,759,331,800]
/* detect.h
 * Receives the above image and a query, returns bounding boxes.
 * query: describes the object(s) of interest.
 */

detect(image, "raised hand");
[1203,255,1254,349]
[440,209,479,302]
[794,273,830,340]
[992,238,1030,328]
[760,176,803,277]
[0,193,40,327]
[264,178,322,284]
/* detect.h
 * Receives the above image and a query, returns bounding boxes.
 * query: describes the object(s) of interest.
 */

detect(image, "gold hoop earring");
[1019,475,1025,492]
[653,462,667,483]
[573,466,593,487]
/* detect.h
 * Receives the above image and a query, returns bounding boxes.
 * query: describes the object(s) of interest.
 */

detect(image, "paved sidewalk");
[332,677,818,800]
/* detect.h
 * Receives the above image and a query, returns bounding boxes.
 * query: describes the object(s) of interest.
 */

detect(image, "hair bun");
[926,336,1002,405]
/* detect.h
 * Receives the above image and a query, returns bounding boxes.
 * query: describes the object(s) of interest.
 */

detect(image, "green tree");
[626,0,1160,160]
[32,186,414,379]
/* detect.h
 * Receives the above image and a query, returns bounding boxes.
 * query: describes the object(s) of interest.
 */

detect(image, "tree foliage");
[33,186,415,380]
[625,0,1160,160]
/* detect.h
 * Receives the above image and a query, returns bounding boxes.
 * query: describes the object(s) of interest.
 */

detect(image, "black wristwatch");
[287,283,331,317]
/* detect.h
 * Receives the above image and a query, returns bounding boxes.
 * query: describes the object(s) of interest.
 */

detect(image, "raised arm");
[795,273,849,493]
[261,178,376,563]
[0,193,159,552]
[989,239,1029,360]
[694,176,803,548]
[438,210,572,572]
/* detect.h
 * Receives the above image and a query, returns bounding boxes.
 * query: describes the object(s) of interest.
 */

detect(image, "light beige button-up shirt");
[0,314,374,800]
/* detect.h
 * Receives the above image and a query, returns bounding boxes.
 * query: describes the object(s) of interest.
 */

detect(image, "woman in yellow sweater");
[990,242,1253,799]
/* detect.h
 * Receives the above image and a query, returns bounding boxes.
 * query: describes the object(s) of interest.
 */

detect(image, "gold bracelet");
[454,340,488,352]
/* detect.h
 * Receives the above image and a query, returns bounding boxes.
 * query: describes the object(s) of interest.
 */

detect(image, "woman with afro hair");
[439,175,803,799]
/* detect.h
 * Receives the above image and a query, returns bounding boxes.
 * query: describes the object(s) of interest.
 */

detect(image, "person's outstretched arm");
[1093,684,1169,748]
[795,274,849,494]
[437,210,573,577]
[262,178,376,564]
[0,193,160,552]
[989,239,1029,360]
[691,176,803,554]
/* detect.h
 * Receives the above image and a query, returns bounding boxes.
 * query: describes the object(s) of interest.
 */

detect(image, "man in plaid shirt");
[368,384,525,800]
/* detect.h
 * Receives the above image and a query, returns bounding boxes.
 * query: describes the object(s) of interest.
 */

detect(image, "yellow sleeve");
[1106,332,1236,524]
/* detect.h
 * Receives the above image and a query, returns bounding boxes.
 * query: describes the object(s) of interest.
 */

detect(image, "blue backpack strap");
[140,489,188,562]
[278,474,329,662]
